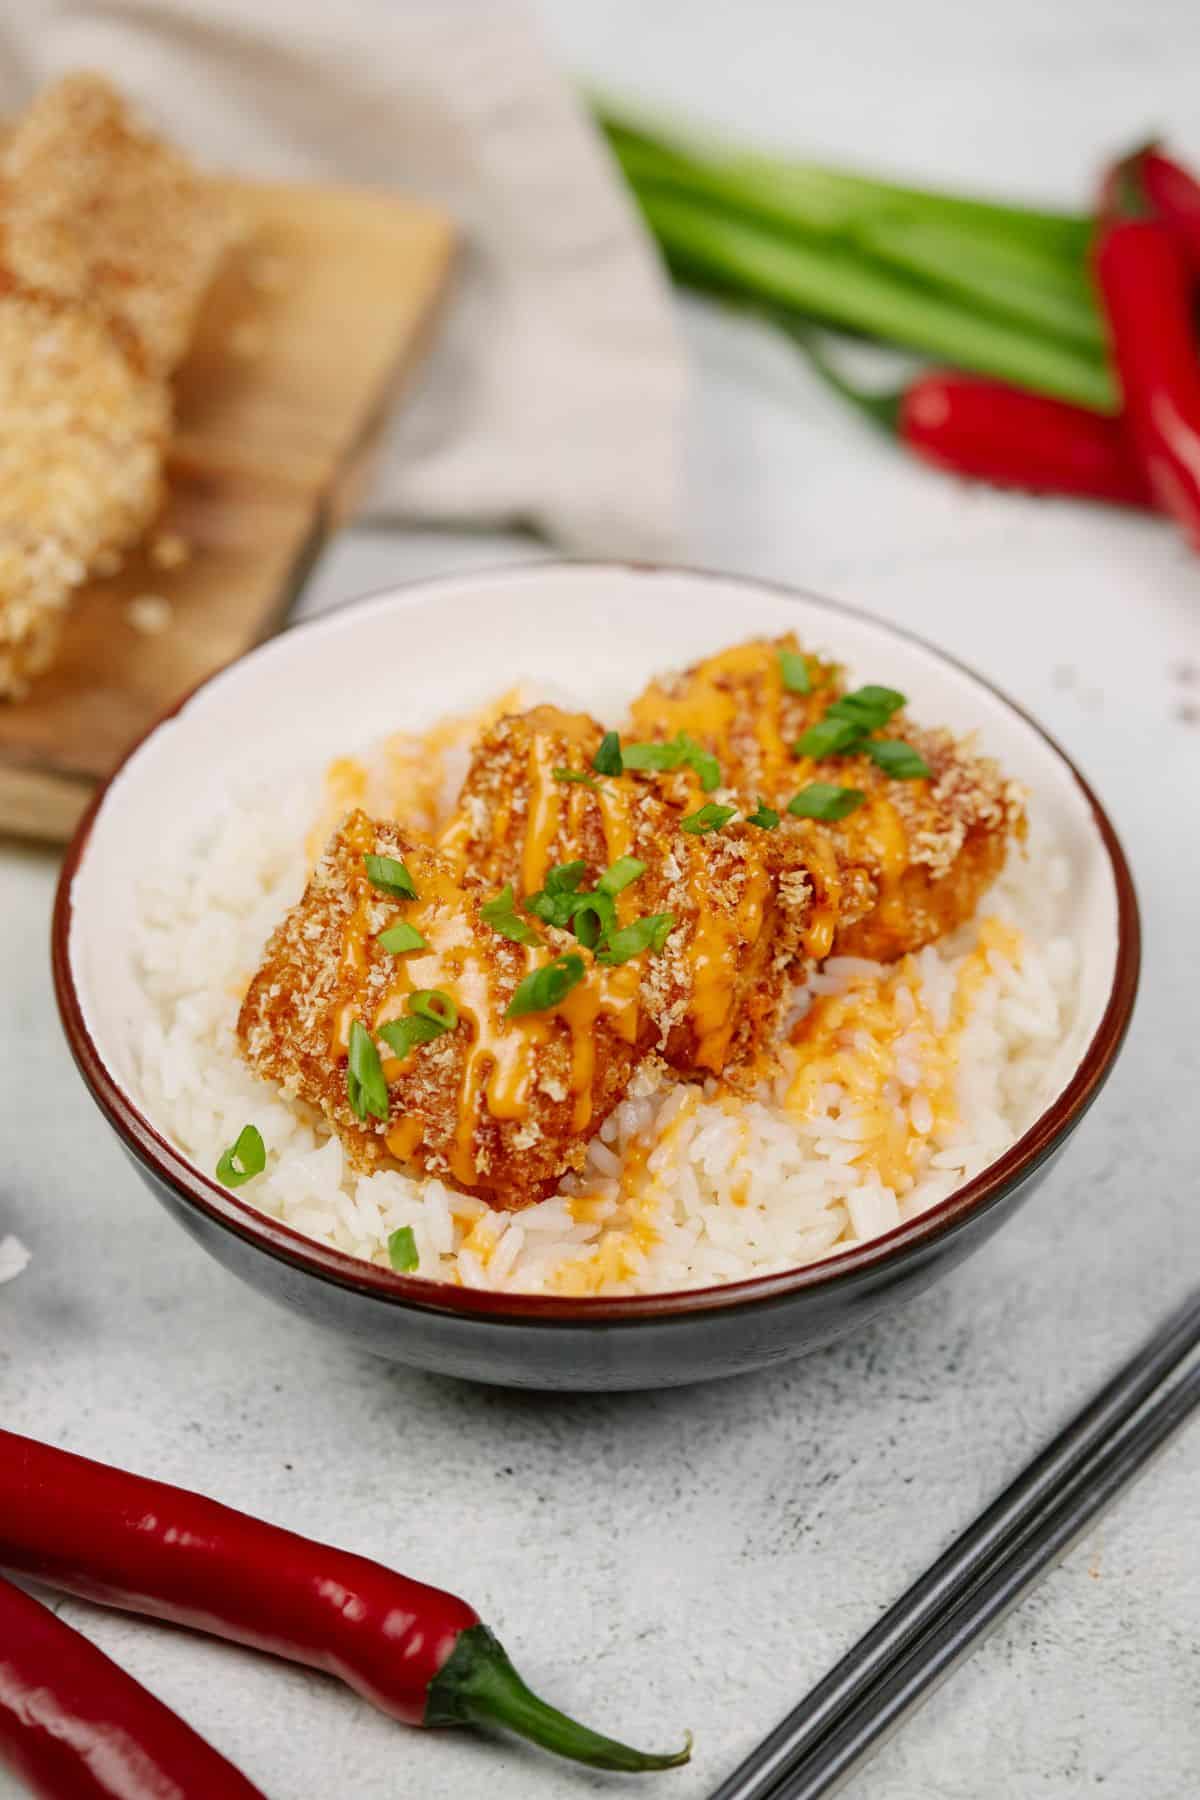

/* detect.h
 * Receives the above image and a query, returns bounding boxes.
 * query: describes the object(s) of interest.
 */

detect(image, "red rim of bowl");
[51,562,1141,1327]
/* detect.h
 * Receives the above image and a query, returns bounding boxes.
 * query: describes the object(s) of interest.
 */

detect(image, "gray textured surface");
[3,0,1200,1794]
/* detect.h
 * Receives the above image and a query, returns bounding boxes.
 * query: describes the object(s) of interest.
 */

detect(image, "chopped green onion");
[778,649,811,693]
[379,990,458,1063]
[788,782,867,821]
[347,1020,389,1122]
[826,685,906,730]
[387,1225,419,1273]
[553,767,600,790]
[507,953,586,1018]
[377,920,427,955]
[409,990,458,1029]
[480,884,543,946]
[680,801,737,835]
[379,1015,445,1061]
[597,855,647,896]
[525,861,590,930]
[865,737,931,779]
[570,891,618,950]
[746,798,780,830]
[621,738,687,773]
[215,1124,266,1188]
[677,732,721,793]
[597,912,676,965]
[545,861,588,894]
[623,733,721,791]
[593,731,624,776]
[793,715,866,760]
[363,854,417,901]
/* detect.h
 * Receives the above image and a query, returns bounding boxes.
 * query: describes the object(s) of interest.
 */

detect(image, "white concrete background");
[2,1,1199,1794]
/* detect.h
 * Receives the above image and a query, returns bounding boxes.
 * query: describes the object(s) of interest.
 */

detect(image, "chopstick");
[712,1290,1200,1800]
[769,1353,1200,1799]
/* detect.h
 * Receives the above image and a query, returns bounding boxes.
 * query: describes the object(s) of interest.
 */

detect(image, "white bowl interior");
[70,565,1122,1156]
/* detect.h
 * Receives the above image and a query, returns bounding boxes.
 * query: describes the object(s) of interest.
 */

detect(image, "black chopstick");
[711,1290,1200,1800]
[770,1353,1200,1799]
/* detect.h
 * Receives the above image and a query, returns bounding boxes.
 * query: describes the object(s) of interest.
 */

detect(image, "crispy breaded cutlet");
[441,704,821,1077]
[0,286,168,695]
[238,812,656,1210]
[0,74,242,697]
[0,73,243,375]
[628,635,1025,963]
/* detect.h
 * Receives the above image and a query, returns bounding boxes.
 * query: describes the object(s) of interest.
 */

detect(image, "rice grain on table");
[131,709,1077,1298]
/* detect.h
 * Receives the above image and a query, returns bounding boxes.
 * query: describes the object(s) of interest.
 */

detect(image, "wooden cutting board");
[0,176,454,842]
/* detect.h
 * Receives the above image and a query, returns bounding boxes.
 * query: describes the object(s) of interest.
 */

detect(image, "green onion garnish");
[793,715,866,760]
[379,990,458,1063]
[409,990,458,1029]
[347,1020,389,1122]
[387,1225,419,1272]
[597,855,646,896]
[364,854,417,901]
[377,920,427,955]
[525,861,590,929]
[865,738,931,779]
[379,1015,444,1060]
[826,685,906,730]
[778,649,811,694]
[788,782,867,821]
[215,1124,266,1188]
[552,767,600,790]
[593,731,623,776]
[746,798,781,830]
[570,890,618,950]
[623,733,721,792]
[507,952,586,1017]
[597,912,676,965]
[545,861,588,894]
[480,884,543,946]
[621,738,685,773]
[677,732,721,793]
[680,802,737,835]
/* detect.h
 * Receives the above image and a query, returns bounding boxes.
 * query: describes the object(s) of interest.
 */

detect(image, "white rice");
[130,722,1077,1297]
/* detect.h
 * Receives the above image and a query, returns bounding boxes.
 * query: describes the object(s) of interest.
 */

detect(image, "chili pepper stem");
[425,1624,692,1772]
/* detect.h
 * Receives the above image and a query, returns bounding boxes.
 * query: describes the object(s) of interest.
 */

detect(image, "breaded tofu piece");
[1,74,243,375]
[0,286,168,696]
[238,812,654,1210]
[628,636,1024,963]
[441,705,823,1076]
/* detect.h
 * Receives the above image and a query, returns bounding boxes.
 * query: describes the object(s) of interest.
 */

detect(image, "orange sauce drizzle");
[333,821,642,1185]
[685,852,771,1071]
[786,917,1024,1194]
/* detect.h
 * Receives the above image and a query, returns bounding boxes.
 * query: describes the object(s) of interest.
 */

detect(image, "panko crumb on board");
[0,73,244,698]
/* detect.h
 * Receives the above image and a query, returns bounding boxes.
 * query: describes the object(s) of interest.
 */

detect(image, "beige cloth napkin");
[0,1,685,557]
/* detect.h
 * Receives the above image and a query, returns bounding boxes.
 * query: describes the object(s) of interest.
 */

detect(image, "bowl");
[53,564,1139,1390]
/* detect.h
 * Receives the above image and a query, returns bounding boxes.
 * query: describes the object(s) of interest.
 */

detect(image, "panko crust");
[237,813,653,1209]
[628,635,1024,962]
[443,704,822,1078]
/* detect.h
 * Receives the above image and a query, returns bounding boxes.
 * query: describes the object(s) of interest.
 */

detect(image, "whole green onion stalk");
[599,109,1116,413]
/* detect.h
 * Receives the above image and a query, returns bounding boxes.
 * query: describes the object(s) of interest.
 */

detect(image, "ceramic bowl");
[53,564,1139,1390]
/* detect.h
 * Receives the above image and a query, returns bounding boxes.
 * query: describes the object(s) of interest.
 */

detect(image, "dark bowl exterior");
[118,1140,1067,1390]
[52,564,1141,1392]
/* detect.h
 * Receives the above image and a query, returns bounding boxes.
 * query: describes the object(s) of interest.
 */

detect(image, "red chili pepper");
[0,1430,689,1774]
[0,1573,268,1799]
[1093,156,1200,545]
[793,330,1150,507]
[1123,144,1200,275]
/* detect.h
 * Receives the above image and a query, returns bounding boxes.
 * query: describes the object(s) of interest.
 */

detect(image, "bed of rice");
[131,708,1077,1297]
